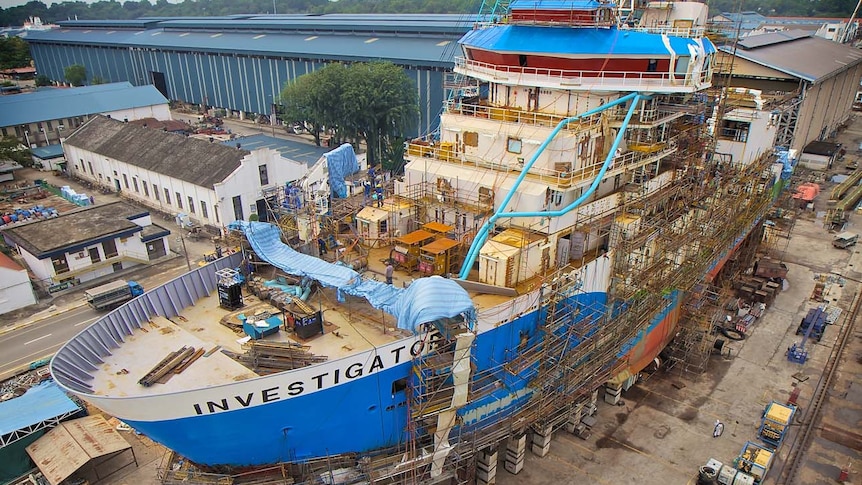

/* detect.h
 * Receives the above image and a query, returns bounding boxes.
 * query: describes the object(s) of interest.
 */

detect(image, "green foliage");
[34,74,51,87]
[0,136,33,167]
[0,80,13,87]
[249,213,259,222]
[280,61,417,166]
[91,75,108,85]
[64,64,86,86]
[0,37,31,70]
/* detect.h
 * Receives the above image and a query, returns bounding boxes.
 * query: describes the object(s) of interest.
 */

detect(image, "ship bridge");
[457,23,715,94]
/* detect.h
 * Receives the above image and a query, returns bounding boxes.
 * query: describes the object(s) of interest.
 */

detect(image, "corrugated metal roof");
[65,115,250,189]
[57,13,473,34]
[0,83,168,128]
[737,29,811,49]
[222,134,329,167]
[0,381,79,436]
[460,25,716,56]
[26,415,132,485]
[30,144,65,160]
[719,31,862,83]
[26,27,458,66]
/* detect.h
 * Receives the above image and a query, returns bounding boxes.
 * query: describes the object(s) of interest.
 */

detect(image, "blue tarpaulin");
[0,381,79,436]
[325,144,360,199]
[230,221,475,333]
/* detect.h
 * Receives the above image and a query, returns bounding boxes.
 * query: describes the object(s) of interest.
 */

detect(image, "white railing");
[455,57,711,92]
[406,140,678,188]
[443,100,602,129]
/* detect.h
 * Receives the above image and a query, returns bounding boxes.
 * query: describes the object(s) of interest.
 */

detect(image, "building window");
[142,181,149,197]
[123,174,129,189]
[88,247,101,264]
[200,201,208,219]
[214,204,220,223]
[102,239,118,258]
[164,188,171,205]
[232,195,243,221]
[176,193,183,209]
[259,164,269,186]
[188,196,195,213]
[87,162,94,175]
[51,255,69,274]
[507,137,522,154]
[153,184,160,201]
[132,177,139,193]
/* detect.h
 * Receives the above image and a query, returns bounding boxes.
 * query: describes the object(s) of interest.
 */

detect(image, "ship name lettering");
[390,345,406,363]
[262,387,279,403]
[345,362,363,379]
[287,381,304,395]
[192,348,405,415]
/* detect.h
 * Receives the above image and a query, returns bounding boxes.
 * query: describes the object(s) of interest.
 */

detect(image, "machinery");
[735,441,773,484]
[788,307,827,363]
[758,401,796,449]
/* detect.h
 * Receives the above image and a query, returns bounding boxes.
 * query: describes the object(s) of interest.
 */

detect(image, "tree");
[64,64,86,86]
[91,75,108,85]
[342,61,417,170]
[0,37,32,70]
[281,61,417,168]
[34,74,52,87]
[0,136,33,167]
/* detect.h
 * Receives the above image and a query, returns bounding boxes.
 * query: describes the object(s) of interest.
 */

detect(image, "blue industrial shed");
[26,14,476,137]
[0,82,167,127]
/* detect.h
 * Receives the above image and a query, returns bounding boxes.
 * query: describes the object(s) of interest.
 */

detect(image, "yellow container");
[439,142,455,162]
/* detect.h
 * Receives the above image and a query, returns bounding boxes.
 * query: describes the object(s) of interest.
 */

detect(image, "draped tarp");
[325,143,360,198]
[230,221,475,333]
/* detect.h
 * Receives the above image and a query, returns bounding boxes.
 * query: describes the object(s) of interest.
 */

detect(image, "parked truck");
[85,280,144,311]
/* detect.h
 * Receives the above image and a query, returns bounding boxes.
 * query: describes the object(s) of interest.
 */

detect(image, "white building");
[62,116,309,232]
[1,201,171,289]
[0,251,37,314]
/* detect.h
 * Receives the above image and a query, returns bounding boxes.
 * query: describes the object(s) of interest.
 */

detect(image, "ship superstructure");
[48,1,787,483]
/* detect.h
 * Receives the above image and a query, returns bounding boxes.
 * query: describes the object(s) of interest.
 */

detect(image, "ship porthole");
[368,405,378,412]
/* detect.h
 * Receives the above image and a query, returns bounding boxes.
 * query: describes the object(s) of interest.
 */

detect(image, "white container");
[733,472,755,485]
[718,465,737,485]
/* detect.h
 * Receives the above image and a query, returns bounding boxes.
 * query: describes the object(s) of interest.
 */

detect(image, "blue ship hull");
[125,291,611,466]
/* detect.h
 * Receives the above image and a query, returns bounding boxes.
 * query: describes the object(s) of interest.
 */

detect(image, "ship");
[49,0,789,481]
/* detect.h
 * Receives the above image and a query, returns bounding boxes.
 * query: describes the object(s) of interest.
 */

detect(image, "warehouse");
[25,15,473,137]
[716,30,862,153]
[62,115,309,230]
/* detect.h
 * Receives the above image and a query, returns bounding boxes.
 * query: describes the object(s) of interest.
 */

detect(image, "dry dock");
[495,147,862,484]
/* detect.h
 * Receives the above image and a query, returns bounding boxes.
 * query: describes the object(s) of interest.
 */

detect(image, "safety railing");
[455,57,712,92]
[405,139,678,188]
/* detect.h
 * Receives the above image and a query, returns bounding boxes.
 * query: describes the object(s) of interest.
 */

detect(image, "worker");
[385,261,394,285]
[376,186,384,207]
[318,238,328,255]
[363,180,371,201]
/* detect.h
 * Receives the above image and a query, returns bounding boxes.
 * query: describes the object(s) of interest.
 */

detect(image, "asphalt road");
[0,305,100,381]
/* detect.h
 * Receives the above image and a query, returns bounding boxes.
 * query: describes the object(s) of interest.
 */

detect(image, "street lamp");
[176,232,192,272]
